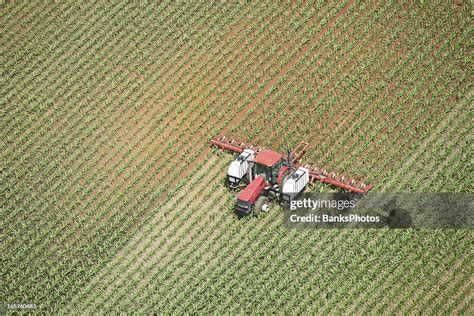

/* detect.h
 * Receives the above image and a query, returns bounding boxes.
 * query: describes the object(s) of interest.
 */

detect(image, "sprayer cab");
[251,150,284,184]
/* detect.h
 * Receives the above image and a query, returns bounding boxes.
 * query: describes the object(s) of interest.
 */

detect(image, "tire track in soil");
[129,193,238,312]
[4,2,470,314]
[3,3,286,225]
[154,186,281,293]
[81,156,231,312]
[127,188,231,304]
[30,4,288,302]
[144,184,288,311]
[65,154,225,311]
[156,202,266,308]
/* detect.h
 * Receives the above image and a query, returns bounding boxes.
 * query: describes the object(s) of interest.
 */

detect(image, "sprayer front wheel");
[253,196,269,216]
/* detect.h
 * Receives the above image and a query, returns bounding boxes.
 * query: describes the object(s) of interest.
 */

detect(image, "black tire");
[225,177,240,189]
[224,177,231,188]
[253,196,269,216]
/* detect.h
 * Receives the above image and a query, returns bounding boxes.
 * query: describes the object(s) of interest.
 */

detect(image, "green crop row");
[2,0,471,313]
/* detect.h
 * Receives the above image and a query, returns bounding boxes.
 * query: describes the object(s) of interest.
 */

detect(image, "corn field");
[2,1,472,313]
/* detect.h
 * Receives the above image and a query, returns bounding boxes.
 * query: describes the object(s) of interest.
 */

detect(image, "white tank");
[282,167,309,199]
[228,149,255,181]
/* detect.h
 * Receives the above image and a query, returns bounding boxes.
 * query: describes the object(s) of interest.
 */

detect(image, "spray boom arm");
[211,135,373,194]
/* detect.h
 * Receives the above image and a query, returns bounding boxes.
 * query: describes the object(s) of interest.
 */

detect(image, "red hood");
[237,176,266,204]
